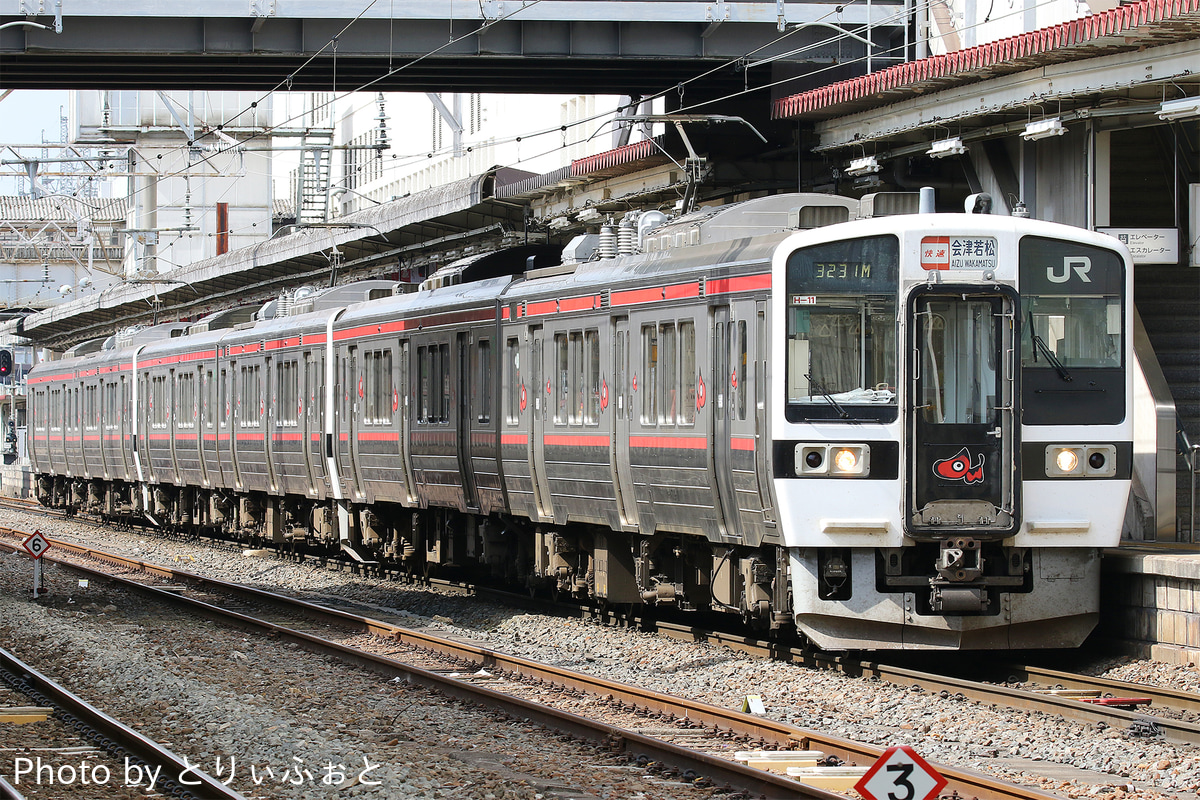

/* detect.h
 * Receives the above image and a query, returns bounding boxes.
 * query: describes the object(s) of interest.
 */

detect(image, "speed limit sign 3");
[854,745,946,800]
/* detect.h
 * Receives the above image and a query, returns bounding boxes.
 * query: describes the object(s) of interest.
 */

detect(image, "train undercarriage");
[38,474,794,630]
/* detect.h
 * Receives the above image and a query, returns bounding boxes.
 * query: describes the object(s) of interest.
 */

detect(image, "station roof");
[772,0,1200,154]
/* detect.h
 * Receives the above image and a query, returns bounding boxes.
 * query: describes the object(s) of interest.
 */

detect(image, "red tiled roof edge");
[772,0,1200,119]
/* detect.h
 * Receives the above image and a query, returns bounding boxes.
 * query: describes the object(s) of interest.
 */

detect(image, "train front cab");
[776,217,1132,650]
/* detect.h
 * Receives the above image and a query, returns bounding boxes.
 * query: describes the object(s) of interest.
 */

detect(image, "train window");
[219,370,228,426]
[641,325,658,425]
[437,343,450,423]
[569,332,583,425]
[178,373,195,429]
[659,323,677,425]
[736,320,748,421]
[785,235,899,422]
[418,345,430,423]
[151,376,168,429]
[84,385,98,431]
[239,365,261,428]
[584,330,600,426]
[615,330,625,421]
[505,338,520,425]
[204,370,215,428]
[278,360,300,426]
[361,350,391,426]
[555,333,569,425]
[916,298,998,425]
[679,321,696,426]
[50,389,60,431]
[476,339,491,424]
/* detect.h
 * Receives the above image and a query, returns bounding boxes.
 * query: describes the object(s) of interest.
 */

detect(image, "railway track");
[5,498,1198,740]
[0,643,244,800]
[0,525,1068,800]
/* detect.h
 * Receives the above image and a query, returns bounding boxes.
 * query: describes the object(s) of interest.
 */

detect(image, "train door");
[341,347,364,500]
[456,332,479,510]
[199,369,211,487]
[397,340,416,503]
[611,317,638,527]
[119,376,131,479]
[264,356,278,492]
[907,289,1018,534]
[711,306,742,539]
[753,301,776,525]
[527,325,552,520]
[138,372,154,483]
[98,380,110,481]
[302,352,317,493]
[228,363,242,489]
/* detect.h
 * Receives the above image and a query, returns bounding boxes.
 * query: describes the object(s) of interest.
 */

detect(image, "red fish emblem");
[933,447,985,484]
[600,378,609,410]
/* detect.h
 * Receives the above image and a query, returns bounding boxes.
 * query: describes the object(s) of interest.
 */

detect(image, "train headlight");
[795,443,870,476]
[1045,444,1117,477]
[833,448,862,474]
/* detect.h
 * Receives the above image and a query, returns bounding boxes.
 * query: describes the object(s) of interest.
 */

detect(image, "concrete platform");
[0,463,31,499]
[1102,544,1200,665]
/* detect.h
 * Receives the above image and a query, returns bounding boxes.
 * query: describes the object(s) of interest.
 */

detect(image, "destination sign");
[921,236,998,271]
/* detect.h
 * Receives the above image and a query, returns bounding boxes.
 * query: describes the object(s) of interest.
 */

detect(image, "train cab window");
[785,234,899,422]
[1019,237,1125,425]
[475,339,491,424]
[679,321,696,426]
[505,337,520,425]
[584,331,600,425]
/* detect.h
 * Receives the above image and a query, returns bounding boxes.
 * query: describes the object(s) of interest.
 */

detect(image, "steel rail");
[0,537,838,800]
[0,531,1061,800]
[653,621,1200,744]
[0,645,245,800]
[998,663,1200,715]
[0,774,26,800]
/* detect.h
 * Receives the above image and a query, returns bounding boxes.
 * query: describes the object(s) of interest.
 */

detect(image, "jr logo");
[1047,256,1092,284]
[933,447,986,484]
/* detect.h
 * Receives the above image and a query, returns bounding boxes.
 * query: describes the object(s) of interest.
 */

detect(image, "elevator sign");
[921,236,998,271]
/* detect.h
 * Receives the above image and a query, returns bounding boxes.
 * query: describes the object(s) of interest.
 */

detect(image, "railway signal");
[0,349,11,378]
[854,745,946,800]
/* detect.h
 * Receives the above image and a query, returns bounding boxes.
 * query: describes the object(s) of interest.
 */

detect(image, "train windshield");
[784,235,899,422]
[1019,236,1126,425]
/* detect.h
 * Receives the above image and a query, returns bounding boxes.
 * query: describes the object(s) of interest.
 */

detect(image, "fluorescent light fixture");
[1022,118,1066,141]
[927,137,966,158]
[846,155,881,176]
[1158,96,1200,121]
[575,207,603,223]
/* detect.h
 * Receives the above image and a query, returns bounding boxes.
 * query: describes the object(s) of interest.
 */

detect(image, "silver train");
[28,193,1134,649]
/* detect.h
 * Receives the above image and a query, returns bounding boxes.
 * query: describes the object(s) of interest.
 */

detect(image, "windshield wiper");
[805,372,850,418]
[1027,311,1073,382]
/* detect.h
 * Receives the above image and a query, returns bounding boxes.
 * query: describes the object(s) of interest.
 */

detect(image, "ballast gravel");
[4,508,1200,800]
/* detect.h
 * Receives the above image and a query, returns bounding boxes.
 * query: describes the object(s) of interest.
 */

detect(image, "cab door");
[907,288,1018,535]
